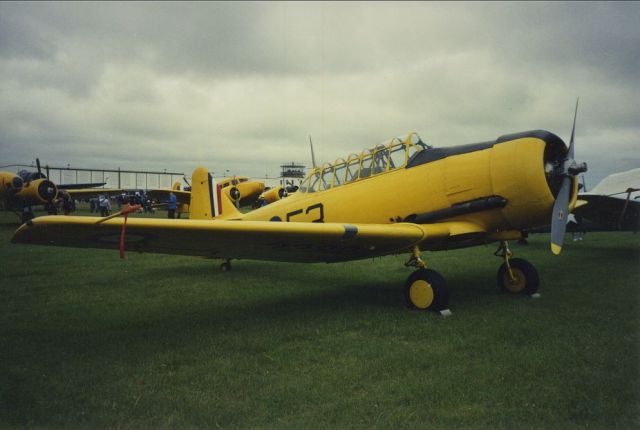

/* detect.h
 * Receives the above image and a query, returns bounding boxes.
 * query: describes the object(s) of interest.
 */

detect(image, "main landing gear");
[402,241,540,314]
[403,246,451,315]
[494,241,539,296]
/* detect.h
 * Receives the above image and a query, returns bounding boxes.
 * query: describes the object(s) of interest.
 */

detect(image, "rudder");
[189,167,242,220]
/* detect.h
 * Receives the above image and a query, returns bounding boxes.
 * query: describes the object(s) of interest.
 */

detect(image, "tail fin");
[172,181,182,191]
[189,167,242,220]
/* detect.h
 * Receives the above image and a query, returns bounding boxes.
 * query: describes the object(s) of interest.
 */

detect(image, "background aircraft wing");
[12,216,484,263]
[65,188,124,199]
[573,194,640,231]
[57,182,107,190]
[146,189,191,204]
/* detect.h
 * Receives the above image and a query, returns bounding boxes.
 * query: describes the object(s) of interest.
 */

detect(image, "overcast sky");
[1,1,638,186]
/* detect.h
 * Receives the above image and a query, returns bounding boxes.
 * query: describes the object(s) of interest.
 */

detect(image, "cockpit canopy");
[299,132,430,193]
[219,177,249,188]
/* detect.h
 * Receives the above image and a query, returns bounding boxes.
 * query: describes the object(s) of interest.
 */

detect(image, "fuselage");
[238,131,575,238]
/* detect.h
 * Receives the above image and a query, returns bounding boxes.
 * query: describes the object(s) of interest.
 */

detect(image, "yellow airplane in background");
[1,159,112,222]
[218,176,265,207]
[147,176,265,214]
[12,105,587,313]
[258,186,289,205]
[145,181,191,216]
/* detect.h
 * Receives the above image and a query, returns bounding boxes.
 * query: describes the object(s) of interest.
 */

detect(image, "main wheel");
[497,258,539,295]
[220,261,232,272]
[403,269,449,312]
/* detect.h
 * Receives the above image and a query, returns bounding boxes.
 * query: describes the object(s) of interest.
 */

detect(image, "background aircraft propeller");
[550,99,588,254]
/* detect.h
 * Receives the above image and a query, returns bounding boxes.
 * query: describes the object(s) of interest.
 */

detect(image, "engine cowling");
[15,178,58,204]
[489,131,577,230]
[260,186,287,204]
[0,172,24,197]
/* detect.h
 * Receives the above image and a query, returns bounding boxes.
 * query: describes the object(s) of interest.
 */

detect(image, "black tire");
[403,269,449,312]
[497,258,539,295]
[220,261,232,272]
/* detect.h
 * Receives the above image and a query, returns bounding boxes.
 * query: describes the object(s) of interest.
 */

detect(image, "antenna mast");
[309,135,317,169]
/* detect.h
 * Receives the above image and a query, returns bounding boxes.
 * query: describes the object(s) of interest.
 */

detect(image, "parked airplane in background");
[0,159,108,222]
[257,184,301,206]
[145,181,191,216]
[146,176,265,214]
[13,103,587,314]
[219,176,265,207]
[572,168,639,231]
[258,186,287,205]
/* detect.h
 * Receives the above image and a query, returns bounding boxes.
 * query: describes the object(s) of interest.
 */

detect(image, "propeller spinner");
[550,99,588,254]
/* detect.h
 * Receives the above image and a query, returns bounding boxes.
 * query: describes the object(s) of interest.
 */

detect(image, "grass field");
[1,208,639,428]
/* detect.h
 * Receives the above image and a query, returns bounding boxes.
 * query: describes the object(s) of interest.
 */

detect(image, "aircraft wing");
[65,188,124,199]
[146,189,191,205]
[58,182,107,190]
[11,216,484,263]
[573,194,640,231]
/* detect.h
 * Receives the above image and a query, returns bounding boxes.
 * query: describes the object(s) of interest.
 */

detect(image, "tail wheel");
[403,269,449,312]
[497,258,539,295]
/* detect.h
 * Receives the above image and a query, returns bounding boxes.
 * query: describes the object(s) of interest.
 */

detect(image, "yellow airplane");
[1,160,111,221]
[12,109,587,313]
[145,181,191,216]
[218,176,265,207]
[258,183,302,206]
[147,176,265,213]
[258,186,288,205]
[1,170,56,214]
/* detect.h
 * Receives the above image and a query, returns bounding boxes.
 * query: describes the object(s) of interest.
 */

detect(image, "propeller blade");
[549,98,585,255]
[550,176,572,254]
[568,98,579,160]
[36,158,42,175]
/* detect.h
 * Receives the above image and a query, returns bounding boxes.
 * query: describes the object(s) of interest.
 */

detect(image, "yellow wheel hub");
[503,267,526,293]
[409,279,434,309]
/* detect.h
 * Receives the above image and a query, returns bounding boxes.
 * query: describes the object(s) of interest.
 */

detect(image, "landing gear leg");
[404,245,427,269]
[495,241,539,296]
[403,246,451,315]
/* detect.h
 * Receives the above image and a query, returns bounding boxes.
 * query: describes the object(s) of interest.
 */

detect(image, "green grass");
[1,209,639,428]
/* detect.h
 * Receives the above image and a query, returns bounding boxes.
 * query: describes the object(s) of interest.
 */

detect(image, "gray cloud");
[0,1,638,185]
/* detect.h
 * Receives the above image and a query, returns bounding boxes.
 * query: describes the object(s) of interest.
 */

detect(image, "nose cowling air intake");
[12,176,24,191]
[38,179,57,202]
[14,178,58,204]
[543,134,568,199]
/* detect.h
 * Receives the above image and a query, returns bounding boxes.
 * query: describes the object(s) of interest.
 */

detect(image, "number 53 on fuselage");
[12,128,586,313]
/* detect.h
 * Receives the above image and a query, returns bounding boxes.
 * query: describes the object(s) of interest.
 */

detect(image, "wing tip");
[11,221,32,244]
